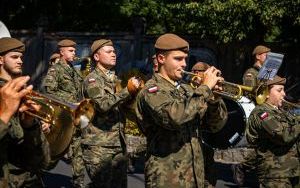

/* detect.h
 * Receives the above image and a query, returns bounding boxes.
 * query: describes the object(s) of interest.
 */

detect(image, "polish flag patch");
[148,86,158,93]
[88,78,96,83]
[246,73,253,78]
[260,112,268,120]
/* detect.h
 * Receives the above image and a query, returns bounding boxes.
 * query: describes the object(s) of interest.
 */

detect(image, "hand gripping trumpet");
[182,70,268,104]
[22,90,95,160]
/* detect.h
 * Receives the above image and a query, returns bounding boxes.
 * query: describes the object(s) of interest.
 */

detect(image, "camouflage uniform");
[135,74,227,188]
[246,102,300,187]
[0,80,50,187]
[242,65,260,87]
[231,64,262,186]
[42,59,85,187]
[199,98,227,187]
[82,67,130,188]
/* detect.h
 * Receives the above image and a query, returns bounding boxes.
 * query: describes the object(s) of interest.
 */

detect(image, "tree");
[120,0,300,43]
[1,0,299,43]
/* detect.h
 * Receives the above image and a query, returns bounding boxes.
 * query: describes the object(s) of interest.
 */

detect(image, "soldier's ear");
[157,54,165,65]
[0,56,3,65]
[93,53,100,62]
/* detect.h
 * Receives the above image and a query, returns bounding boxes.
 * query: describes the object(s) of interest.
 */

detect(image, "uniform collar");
[157,73,178,87]
[264,102,279,110]
[95,66,115,80]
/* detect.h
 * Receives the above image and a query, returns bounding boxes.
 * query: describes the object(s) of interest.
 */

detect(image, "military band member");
[243,45,270,87]
[135,33,227,188]
[232,45,271,186]
[82,39,142,188]
[245,75,299,188]
[42,39,85,187]
[0,37,50,187]
[191,61,227,188]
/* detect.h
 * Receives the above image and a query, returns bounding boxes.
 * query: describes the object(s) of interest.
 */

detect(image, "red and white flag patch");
[246,73,253,78]
[260,112,268,120]
[148,86,158,93]
[88,78,96,83]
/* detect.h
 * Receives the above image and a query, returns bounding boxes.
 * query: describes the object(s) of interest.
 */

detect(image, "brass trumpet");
[282,99,300,109]
[24,91,95,160]
[182,70,268,104]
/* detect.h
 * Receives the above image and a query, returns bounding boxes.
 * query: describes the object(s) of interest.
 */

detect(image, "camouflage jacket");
[135,73,227,188]
[243,66,260,87]
[42,59,83,103]
[82,67,131,147]
[0,88,50,187]
[246,103,300,179]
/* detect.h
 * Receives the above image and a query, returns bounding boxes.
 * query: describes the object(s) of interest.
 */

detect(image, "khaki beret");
[252,45,270,55]
[191,62,210,72]
[57,39,76,47]
[49,53,60,61]
[266,75,286,86]
[155,33,189,52]
[0,37,25,55]
[91,39,113,54]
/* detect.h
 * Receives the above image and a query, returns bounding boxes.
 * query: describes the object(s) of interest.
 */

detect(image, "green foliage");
[120,0,300,43]
[1,0,299,43]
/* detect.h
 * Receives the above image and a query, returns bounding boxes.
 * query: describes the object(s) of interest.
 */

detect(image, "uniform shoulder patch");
[147,86,159,93]
[259,112,268,120]
[246,73,253,78]
[88,78,96,83]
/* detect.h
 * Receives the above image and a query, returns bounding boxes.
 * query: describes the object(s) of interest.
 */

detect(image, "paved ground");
[43,159,145,188]
[42,158,258,188]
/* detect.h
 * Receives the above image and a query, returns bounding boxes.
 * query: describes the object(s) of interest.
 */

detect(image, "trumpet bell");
[45,99,95,160]
[255,84,269,105]
[25,91,95,160]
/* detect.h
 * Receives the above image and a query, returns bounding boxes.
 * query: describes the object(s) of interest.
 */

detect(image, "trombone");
[182,70,268,104]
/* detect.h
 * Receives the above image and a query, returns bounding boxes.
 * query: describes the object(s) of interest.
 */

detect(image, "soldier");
[135,33,227,187]
[42,39,85,187]
[191,61,218,188]
[245,75,299,187]
[232,45,271,186]
[81,39,142,188]
[0,37,50,187]
[243,45,270,87]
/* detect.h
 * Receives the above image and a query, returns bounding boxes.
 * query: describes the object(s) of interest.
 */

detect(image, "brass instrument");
[24,91,95,160]
[74,56,93,77]
[182,70,268,104]
[282,99,300,109]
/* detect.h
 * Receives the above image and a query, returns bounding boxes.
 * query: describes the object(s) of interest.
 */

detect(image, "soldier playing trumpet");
[0,37,50,187]
[135,33,227,188]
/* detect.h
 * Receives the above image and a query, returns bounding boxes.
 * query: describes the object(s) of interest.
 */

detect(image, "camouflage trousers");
[8,167,43,188]
[202,143,217,187]
[69,129,85,188]
[259,177,300,188]
[82,145,128,188]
